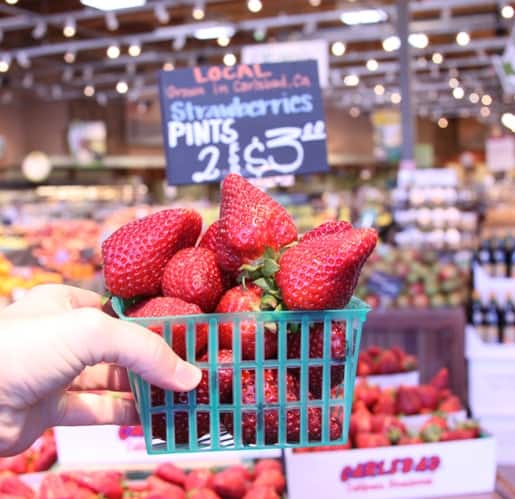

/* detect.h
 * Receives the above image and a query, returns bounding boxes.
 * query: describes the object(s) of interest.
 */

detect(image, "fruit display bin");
[112,296,370,454]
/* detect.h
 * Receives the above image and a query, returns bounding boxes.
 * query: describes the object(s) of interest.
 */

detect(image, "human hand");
[0,284,201,456]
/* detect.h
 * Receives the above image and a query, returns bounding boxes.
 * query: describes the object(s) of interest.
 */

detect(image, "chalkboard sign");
[158,60,329,185]
[367,271,404,299]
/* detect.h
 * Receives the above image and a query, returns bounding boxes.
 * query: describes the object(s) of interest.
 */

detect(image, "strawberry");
[147,476,186,498]
[367,345,382,359]
[243,487,280,499]
[213,467,249,499]
[456,420,481,438]
[60,471,124,499]
[126,296,208,360]
[253,470,285,495]
[301,221,352,242]
[430,368,449,390]
[374,350,401,374]
[355,433,390,449]
[276,228,378,310]
[396,386,422,415]
[185,469,215,491]
[438,395,462,413]
[350,407,373,438]
[188,488,221,499]
[217,174,297,273]
[354,381,381,409]
[398,436,423,446]
[418,385,439,411]
[216,284,277,360]
[357,353,373,376]
[162,247,225,313]
[254,460,282,477]
[197,349,235,403]
[371,415,407,436]
[198,221,220,253]
[287,321,346,397]
[155,463,187,487]
[102,208,201,298]
[421,415,449,433]
[0,474,34,499]
[372,389,396,415]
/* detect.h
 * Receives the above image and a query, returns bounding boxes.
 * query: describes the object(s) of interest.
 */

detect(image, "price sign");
[158,60,329,185]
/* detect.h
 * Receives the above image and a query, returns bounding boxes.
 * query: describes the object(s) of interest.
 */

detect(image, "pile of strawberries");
[1,459,286,499]
[357,345,417,376]
[102,174,377,446]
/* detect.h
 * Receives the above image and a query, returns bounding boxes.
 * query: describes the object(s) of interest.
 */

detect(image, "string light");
[247,0,263,13]
[480,106,491,117]
[116,80,128,94]
[374,84,385,96]
[438,117,449,128]
[391,92,402,104]
[448,77,460,88]
[408,33,429,49]
[481,94,492,106]
[0,55,10,73]
[83,85,95,97]
[5,0,19,4]
[64,50,76,63]
[366,59,379,71]
[452,87,465,99]
[63,17,76,38]
[344,74,359,86]
[192,2,205,20]
[217,36,231,47]
[223,52,237,66]
[331,41,346,56]
[107,44,121,59]
[432,52,443,64]
[501,5,514,18]
[128,42,142,57]
[383,35,401,52]
[456,31,470,46]
[469,92,480,103]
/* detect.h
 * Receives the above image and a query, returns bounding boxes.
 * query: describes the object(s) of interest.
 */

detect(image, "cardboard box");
[357,370,420,389]
[285,436,496,499]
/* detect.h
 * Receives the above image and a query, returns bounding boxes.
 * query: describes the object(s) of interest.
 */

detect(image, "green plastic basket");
[112,296,370,454]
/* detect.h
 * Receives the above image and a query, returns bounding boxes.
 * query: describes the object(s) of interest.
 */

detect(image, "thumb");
[65,308,202,392]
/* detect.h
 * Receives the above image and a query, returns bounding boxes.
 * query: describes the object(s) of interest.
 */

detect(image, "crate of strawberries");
[105,175,377,453]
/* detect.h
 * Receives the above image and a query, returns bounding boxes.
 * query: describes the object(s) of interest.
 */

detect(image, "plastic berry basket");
[111,296,370,454]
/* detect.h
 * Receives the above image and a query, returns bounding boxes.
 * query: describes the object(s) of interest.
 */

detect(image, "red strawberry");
[147,476,186,498]
[155,463,187,487]
[254,460,282,477]
[287,321,346,396]
[418,385,439,411]
[253,470,285,494]
[162,247,225,313]
[197,349,235,403]
[40,474,96,499]
[371,415,407,436]
[438,395,462,413]
[350,407,373,438]
[354,381,381,409]
[374,350,401,374]
[355,433,390,449]
[61,471,123,499]
[0,454,28,474]
[0,474,35,499]
[430,368,449,390]
[213,467,249,499]
[185,469,215,491]
[126,296,208,360]
[216,284,277,360]
[276,228,378,310]
[188,488,221,499]
[357,353,373,376]
[456,420,480,438]
[367,345,382,359]
[398,436,423,446]
[421,415,449,433]
[243,486,280,499]
[217,174,297,272]
[301,221,352,242]
[372,389,396,415]
[102,208,201,298]
[401,354,417,372]
[396,386,423,415]
[198,221,220,253]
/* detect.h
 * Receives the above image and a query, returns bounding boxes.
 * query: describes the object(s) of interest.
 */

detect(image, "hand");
[0,284,202,456]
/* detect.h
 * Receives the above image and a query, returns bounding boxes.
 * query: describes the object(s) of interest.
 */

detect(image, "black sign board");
[367,271,404,299]
[158,60,329,185]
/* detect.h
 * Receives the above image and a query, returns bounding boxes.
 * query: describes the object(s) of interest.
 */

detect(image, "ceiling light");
[163,60,175,71]
[105,11,119,31]
[107,44,121,59]
[469,92,480,103]
[344,74,359,87]
[63,17,76,38]
[253,27,266,41]
[349,106,361,118]
[116,80,128,94]
[64,50,76,63]
[32,21,47,39]
[481,94,492,106]
[218,36,231,47]
[374,84,385,96]
[331,41,346,56]
[0,55,10,73]
[480,106,491,117]
[383,35,401,52]
[448,77,460,88]
[432,52,443,64]
[247,0,262,13]
[502,5,515,19]
[128,42,141,57]
[83,85,95,97]
[16,51,30,68]
[194,24,235,40]
[366,58,378,71]
[391,92,402,104]
[154,4,170,24]
[80,0,146,10]
[309,0,321,5]
[6,0,18,4]
[340,9,387,25]
[438,117,448,129]
[408,33,429,49]
[192,2,205,20]
[501,112,515,132]
[223,52,237,66]
[456,31,470,46]
[452,87,464,99]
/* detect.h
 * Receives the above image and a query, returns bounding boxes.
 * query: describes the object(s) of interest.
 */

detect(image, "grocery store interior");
[0,0,514,498]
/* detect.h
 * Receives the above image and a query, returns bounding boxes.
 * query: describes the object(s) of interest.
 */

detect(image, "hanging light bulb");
[366,59,379,71]
[128,42,142,57]
[438,117,449,129]
[107,44,121,59]
[64,50,76,63]
[469,92,480,104]
[32,21,47,39]
[331,41,346,56]
[63,17,76,38]
[6,0,19,4]
[390,92,402,104]
[344,74,359,86]
[247,0,263,13]
[192,2,205,20]
[0,54,10,73]
[217,36,231,47]
[374,84,385,96]
[105,11,119,31]
[432,52,443,64]
[309,0,322,5]
[481,94,492,106]
[223,52,237,66]
[448,77,460,88]
[116,80,129,94]
[383,35,401,52]
[408,33,429,49]
[83,85,95,97]
[501,5,514,19]
[456,31,470,46]
[452,87,465,99]
[480,106,491,117]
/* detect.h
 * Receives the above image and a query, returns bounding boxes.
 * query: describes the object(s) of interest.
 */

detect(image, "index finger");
[0,284,103,318]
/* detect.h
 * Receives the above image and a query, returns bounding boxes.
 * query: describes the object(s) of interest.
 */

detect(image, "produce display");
[356,246,469,309]
[0,458,286,499]
[102,174,378,446]
[357,346,417,376]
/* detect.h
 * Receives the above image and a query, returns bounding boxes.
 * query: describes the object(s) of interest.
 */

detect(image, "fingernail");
[174,360,202,391]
